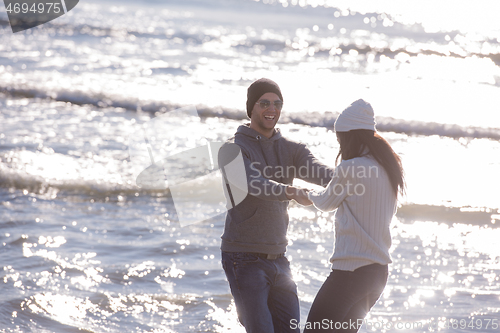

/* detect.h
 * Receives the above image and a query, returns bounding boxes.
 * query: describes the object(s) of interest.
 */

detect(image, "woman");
[303,99,405,332]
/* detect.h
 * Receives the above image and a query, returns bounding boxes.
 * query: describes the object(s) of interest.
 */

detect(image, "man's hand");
[286,186,313,206]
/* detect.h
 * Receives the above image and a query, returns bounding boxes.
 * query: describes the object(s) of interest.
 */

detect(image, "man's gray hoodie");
[220,124,334,254]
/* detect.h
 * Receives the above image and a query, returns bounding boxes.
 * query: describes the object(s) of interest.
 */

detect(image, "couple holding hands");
[220,78,405,332]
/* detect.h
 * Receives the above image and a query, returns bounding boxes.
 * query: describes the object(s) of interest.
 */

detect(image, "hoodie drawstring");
[256,135,270,166]
[257,135,283,183]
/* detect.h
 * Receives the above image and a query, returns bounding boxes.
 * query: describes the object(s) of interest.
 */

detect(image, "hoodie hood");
[235,123,283,142]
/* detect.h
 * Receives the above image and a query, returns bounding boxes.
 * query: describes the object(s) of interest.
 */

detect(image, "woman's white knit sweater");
[308,154,397,271]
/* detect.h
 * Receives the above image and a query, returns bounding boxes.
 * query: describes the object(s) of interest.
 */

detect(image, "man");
[219,78,334,333]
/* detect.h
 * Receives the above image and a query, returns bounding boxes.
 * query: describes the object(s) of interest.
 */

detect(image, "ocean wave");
[0,149,143,199]
[3,4,499,68]
[0,164,141,198]
[396,203,500,226]
[2,164,499,226]
[1,150,499,226]
[281,112,500,140]
[2,87,500,140]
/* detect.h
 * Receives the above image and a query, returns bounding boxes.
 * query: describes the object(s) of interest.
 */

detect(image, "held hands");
[286,186,313,206]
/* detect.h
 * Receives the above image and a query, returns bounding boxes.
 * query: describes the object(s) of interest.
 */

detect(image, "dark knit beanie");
[246,78,283,118]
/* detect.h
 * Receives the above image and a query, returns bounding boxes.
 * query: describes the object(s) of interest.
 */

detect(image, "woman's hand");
[286,186,313,206]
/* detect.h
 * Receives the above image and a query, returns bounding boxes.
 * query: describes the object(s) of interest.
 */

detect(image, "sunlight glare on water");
[1,0,500,331]
[258,0,500,36]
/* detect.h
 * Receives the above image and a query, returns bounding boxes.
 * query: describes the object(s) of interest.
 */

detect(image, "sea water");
[1,0,499,332]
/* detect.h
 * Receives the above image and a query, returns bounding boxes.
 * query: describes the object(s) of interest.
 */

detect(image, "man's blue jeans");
[221,251,300,333]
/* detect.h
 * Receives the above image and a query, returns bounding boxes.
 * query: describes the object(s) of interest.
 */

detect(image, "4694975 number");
[6,2,63,15]
[439,318,499,330]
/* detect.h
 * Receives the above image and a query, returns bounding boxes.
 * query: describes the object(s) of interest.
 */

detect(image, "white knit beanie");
[334,99,376,132]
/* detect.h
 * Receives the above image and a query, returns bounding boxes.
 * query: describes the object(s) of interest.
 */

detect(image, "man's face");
[250,92,282,133]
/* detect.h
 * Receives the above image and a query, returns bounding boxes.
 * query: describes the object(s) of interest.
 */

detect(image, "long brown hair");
[336,129,406,196]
